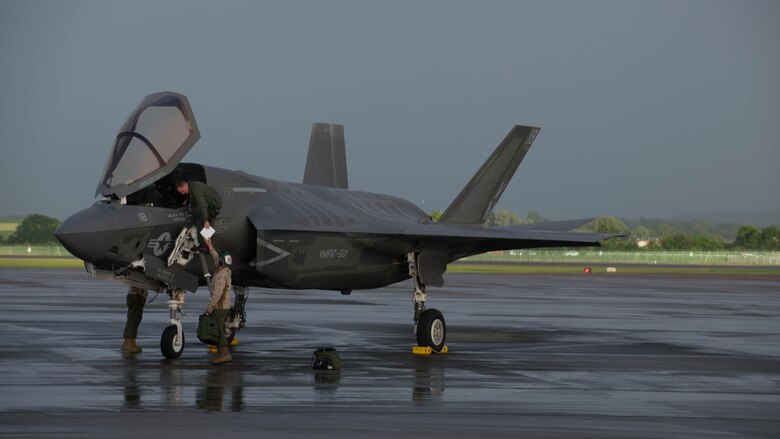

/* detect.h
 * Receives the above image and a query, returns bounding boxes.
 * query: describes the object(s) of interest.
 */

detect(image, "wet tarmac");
[0,268,778,438]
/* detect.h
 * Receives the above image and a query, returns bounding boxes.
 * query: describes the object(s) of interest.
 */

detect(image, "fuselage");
[56,163,429,291]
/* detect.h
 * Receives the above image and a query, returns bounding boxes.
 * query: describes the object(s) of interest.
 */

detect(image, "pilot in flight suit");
[176,179,222,231]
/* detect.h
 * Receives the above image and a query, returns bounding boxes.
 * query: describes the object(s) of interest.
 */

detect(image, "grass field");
[465,249,780,266]
[0,221,19,241]
[448,263,780,276]
[0,258,84,269]
[2,256,779,276]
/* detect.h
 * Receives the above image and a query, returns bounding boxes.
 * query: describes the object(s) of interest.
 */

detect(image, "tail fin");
[303,123,348,189]
[438,125,540,225]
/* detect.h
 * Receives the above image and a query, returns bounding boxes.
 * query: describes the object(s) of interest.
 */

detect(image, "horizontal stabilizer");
[439,126,540,225]
[303,123,348,189]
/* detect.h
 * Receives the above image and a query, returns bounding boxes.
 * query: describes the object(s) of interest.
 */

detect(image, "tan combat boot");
[121,338,142,353]
[211,347,232,364]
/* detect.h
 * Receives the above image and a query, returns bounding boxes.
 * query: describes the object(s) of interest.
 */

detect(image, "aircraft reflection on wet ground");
[1,268,779,438]
[117,358,443,412]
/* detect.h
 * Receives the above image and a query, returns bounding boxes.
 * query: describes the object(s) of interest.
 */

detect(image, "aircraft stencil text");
[319,249,349,259]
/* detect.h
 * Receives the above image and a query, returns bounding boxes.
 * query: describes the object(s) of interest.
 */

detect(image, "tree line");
[1,214,61,245]
[430,209,780,251]
[578,216,779,251]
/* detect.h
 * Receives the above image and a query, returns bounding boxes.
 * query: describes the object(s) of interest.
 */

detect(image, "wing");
[402,223,617,287]
[254,217,619,287]
[254,219,614,253]
[401,223,616,254]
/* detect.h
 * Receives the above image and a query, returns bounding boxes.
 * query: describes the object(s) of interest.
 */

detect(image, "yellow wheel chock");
[412,345,448,355]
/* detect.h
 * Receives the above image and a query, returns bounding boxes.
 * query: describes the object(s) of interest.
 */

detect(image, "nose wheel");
[160,289,186,359]
[161,324,184,359]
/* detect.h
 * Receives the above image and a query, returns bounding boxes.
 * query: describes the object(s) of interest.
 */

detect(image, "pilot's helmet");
[220,251,233,267]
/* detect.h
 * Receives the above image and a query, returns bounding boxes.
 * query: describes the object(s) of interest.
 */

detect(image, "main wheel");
[161,324,185,359]
[416,308,446,352]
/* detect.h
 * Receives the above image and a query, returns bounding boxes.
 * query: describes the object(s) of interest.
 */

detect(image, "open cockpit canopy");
[95,92,200,198]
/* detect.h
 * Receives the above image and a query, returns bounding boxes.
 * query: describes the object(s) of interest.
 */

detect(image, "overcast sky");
[1,0,778,221]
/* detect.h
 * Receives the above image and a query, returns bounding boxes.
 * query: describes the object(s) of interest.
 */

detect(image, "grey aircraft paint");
[55,92,617,357]
[303,123,348,189]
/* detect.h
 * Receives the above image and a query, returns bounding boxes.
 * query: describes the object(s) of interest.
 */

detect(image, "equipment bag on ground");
[312,346,341,370]
[197,313,220,345]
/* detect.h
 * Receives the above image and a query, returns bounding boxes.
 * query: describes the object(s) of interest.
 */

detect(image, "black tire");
[416,308,446,352]
[161,324,185,359]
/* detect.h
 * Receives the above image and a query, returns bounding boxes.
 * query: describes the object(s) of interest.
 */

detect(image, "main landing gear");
[225,287,249,344]
[407,253,447,353]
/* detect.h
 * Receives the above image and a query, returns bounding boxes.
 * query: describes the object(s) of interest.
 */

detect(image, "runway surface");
[0,268,778,438]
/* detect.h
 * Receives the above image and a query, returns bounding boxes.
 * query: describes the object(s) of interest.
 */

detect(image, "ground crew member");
[176,179,222,232]
[122,286,148,353]
[205,238,233,364]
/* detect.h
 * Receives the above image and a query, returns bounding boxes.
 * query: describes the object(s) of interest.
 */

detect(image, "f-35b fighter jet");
[56,92,615,358]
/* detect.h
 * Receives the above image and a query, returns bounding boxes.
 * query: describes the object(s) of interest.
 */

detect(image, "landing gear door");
[144,253,200,293]
[95,92,200,199]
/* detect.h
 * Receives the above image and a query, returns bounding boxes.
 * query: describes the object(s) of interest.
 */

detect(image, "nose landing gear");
[160,289,186,359]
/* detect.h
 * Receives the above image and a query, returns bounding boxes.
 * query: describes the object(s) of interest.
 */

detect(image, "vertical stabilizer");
[438,125,540,225]
[303,123,348,189]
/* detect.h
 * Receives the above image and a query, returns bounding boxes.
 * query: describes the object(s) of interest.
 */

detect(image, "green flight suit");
[188,181,222,229]
[123,287,148,339]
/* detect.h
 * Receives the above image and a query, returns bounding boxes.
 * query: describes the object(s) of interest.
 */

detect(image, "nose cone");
[55,204,119,262]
